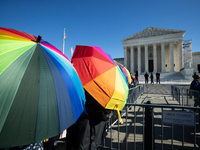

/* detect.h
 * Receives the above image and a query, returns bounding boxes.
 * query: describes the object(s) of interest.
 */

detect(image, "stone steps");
[137,72,192,83]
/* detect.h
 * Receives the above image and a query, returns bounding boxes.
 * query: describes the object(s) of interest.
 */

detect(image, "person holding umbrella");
[0,27,86,149]
[66,91,112,150]
[66,45,129,150]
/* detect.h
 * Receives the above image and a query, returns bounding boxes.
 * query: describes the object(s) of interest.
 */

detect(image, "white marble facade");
[122,27,186,75]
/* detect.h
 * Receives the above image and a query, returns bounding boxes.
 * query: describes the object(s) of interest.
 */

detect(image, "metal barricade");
[101,85,144,149]
[181,88,200,107]
[99,103,200,150]
[99,85,200,150]
[127,85,144,104]
[171,85,181,103]
[171,85,200,107]
[109,85,144,126]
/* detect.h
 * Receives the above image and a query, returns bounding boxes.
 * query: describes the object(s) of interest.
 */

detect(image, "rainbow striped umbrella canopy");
[114,60,131,86]
[0,27,86,149]
[72,45,129,123]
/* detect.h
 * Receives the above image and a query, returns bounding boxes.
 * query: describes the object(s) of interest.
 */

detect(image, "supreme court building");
[122,27,186,75]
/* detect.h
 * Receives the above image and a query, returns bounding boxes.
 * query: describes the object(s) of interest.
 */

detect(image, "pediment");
[122,27,186,42]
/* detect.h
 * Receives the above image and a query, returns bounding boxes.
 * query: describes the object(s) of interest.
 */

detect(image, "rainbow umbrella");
[0,27,86,149]
[123,67,131,85]
[71,45,129,123]
[114,60,131,87]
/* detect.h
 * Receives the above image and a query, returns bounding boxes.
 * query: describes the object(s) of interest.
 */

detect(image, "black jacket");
[66,91,110,150]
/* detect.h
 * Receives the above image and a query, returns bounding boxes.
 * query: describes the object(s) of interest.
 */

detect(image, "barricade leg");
[144,101,155,150]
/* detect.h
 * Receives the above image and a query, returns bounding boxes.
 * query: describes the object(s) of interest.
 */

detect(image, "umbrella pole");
[36,35,42,43]
[116,105,123,124]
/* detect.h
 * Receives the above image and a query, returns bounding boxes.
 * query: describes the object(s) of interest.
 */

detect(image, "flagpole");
[63,28,66,54]
[71,46,74,58]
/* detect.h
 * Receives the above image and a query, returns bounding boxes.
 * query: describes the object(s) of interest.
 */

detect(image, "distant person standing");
[192,72,197,78]
[150,72,154,84]
[156,71,160,84]
[190,74,200,107]
[135,71,139,84]
[144,72,149,84]
[131,74,137,88]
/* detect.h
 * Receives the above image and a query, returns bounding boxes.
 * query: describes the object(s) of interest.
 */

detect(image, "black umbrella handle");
[36,35,42,43]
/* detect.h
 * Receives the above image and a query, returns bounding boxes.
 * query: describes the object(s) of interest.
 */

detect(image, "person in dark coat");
[135,75,138,85]
[135,71,139,84]
[192,72,197,78]
[156,71,160,84]
[66,113,107,150]
[150,72,154,84]
[190,73,199,91]
[190,75,200,107]
[66,91,111,150]
[144,72,149,84]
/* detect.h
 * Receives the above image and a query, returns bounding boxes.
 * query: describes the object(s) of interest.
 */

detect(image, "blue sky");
[1,0,200,59]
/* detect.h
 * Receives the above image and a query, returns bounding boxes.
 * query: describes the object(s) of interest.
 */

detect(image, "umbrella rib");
[82,57,111,99]
[82,58,94,82]
[93,79,111,99]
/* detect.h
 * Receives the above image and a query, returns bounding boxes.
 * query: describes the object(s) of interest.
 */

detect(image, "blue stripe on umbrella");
[41,46,85,113]
[42,49,85,132]
[42,50,75,133]
[45,49,85,108]
[48,52,85,122]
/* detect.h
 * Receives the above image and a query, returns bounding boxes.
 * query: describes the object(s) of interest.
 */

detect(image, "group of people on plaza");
[130,71,161,86]
[144,71,160,84]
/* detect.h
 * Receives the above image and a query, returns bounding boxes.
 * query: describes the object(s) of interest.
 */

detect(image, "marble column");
[124,47,127,68]
[145,44,148,73]
[137,45,141,75]
[153,43,157,73]
[161,42,166,72]
[130,47,134,74]
[179,40,183,70]
[170,41,175,72]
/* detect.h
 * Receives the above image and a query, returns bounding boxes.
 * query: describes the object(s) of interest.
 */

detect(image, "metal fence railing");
[126,85,144,104]
[181,88,200,107]
[100,103,200,150]
[107,85,144,130]
[171,85,181,103]
[99,85,200,150]
[171,85,200,107]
